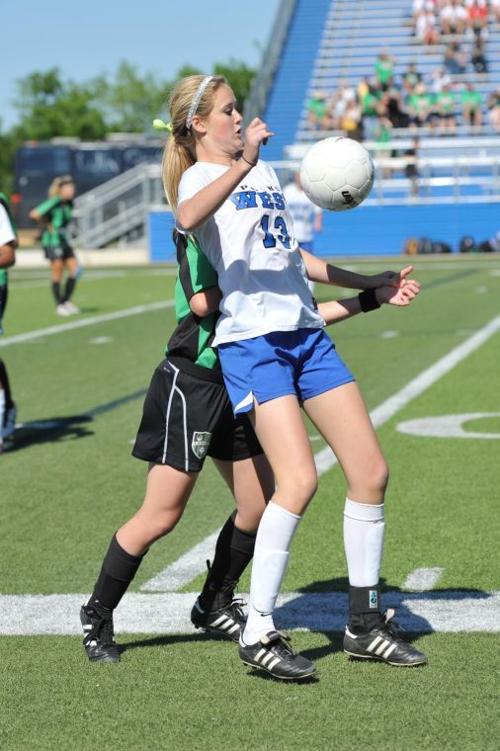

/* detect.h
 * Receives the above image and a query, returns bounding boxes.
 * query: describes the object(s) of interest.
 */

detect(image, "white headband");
[186,76,214,130]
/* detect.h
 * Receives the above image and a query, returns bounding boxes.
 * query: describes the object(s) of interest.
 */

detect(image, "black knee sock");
[88,534,144,614]
[348,585,383,634]
[0,360,13,408]
[63,276,77,303]
[52,282,62,305]
[198,511,257,611]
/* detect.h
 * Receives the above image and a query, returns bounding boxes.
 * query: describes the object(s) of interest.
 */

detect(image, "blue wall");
[313,202,500,256]
[149,202,499,262]
[148,211,176,262]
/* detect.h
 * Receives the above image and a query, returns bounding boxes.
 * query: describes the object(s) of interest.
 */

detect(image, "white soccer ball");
[300,137,375,211]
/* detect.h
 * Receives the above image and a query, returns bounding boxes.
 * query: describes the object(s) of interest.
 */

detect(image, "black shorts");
[44,244,75,262]
[132,359,263,472]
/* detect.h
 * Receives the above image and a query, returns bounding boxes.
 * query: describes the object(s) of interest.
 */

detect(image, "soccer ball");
[300,137,375,211]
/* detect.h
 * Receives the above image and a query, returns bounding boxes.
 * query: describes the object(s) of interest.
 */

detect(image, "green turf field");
[1,257,499,750]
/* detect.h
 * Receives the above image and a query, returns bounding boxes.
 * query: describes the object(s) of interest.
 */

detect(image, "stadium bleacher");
[249,0,500,255]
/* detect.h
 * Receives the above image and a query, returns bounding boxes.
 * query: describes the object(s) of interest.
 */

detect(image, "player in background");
[170,74,427,681]
[80,229,415,663]
[29,176,79,317]
[283,171,322,293]
[0,192,18,453]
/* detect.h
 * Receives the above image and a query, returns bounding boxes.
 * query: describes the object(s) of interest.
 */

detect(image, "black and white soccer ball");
[300,136,375,211]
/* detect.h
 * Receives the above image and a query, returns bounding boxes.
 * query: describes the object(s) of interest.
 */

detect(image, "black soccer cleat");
[80,604,120,663]
[239,630,316,681]
[190,597,245,642]
[344,609,427,666]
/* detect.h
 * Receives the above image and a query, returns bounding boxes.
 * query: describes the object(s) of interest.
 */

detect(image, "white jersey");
[282,182,321,243]
[0,204,15,247]
[177,160,324,346]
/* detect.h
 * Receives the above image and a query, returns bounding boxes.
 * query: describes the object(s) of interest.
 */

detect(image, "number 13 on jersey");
[260,214,291,250]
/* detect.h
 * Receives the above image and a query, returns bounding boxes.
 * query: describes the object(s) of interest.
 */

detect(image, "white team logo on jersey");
[191,431,211,459]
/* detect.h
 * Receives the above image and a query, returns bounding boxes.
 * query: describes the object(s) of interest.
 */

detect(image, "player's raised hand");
[376,278,421,307]
[242,118,274,165]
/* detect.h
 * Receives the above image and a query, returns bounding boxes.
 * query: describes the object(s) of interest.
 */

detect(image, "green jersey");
[166,233,222,382]
[375,58,393,85]
[0,192,17,288]
[437,91,456,114]
[34,195,73,248]
[461,90,482,110]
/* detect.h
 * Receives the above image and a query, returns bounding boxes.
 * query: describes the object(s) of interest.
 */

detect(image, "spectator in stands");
[407,82,433,127]
[492,0,500,23]
[443,42,467,73]
[461,82,483,126]
[467,0,488,38]
[357,78,380,139]
[307,91,331,131]
[470,37,488,73]
[384,80,409,128]
[429,66,452,94]
[435,82,457,131]
[487,90,500,130]
[415,8,440,44]
[375,50,394,91]
[402,63,422,94]
[330,80,356,129]
[412,0,436,18]
[341,99,363,141]
[440,1,468,36]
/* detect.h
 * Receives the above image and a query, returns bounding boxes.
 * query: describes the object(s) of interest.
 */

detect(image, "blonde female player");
[166,74,427,681]
[80,228,413,663]
[29,176,79,316]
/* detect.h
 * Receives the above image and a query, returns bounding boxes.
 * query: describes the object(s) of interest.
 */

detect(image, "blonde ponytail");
[161,74,226,211]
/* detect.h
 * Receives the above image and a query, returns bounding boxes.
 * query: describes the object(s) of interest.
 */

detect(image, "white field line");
[0,300,173,348]
[145,314,500,592]
[0,590,498,635]
[403,568,444,591]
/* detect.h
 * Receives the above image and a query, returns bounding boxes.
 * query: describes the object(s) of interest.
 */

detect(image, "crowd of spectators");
[307,48,500,139]
[412,1,494,45]
[306,0,500,138]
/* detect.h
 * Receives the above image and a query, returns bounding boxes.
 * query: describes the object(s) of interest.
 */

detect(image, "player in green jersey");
[30,175,79,316]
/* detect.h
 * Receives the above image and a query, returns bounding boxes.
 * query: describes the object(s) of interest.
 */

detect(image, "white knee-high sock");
[242,501,301,645]
[343,498,385,587]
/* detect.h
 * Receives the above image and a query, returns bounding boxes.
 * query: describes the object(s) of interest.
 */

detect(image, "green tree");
[95,61,167,133]
[13,68,107,141]
[213,60,255,110]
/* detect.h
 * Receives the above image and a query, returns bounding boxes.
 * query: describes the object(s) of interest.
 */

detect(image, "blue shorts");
[218,328,355,415]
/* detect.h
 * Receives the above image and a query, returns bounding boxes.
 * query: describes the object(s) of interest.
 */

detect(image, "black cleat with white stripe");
[190,597,245,642]
[239,630,316,681]
[80,604,120,663]
[344,609,427,666]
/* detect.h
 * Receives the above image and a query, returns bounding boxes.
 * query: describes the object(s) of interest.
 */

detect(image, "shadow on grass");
[6,415,94,451]
[118,631,230,654]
